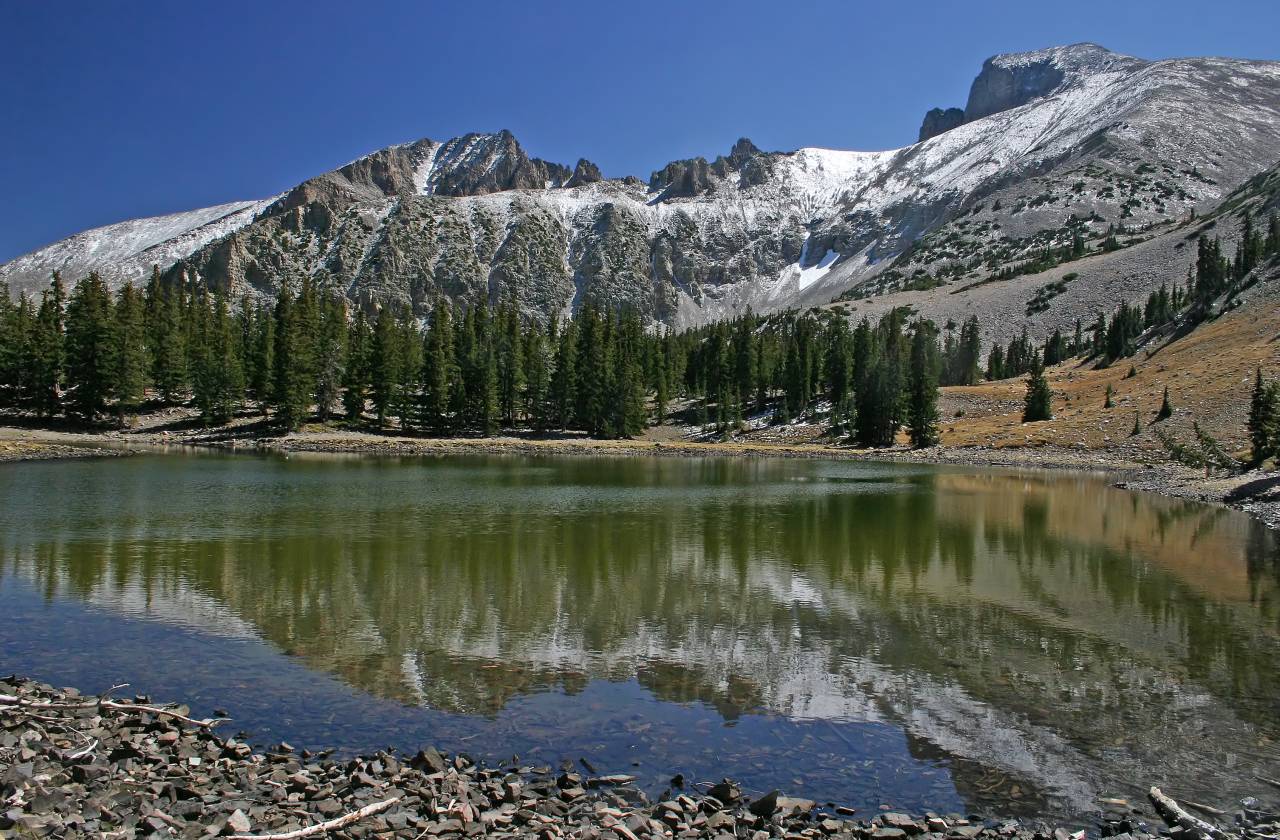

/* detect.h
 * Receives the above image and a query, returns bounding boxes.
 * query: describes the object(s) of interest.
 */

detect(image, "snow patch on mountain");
[1,198,274,297]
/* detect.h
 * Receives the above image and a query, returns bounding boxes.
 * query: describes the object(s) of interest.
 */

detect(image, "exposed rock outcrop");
[918,107,965,142]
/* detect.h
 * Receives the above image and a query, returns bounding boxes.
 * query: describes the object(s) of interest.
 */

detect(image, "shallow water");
[1,451,1278,823]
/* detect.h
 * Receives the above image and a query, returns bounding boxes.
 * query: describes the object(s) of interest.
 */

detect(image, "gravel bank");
[3,677,1276,840]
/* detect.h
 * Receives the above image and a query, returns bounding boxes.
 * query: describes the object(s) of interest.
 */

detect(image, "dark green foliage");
[1156,386,1172,421]
[112,284,148,420]
[369,305,402,428]
[906,321,941,447]
[1248,367,1280,464]
[190,292,244,425]
[144,268,186,403]
[272,283,314,430]
[313,297,348,423]
[64,272,116,421]
[2,272,955,448]
[30,273,67,416]
[1104,383,1114,409]
[1022,353,1052,422]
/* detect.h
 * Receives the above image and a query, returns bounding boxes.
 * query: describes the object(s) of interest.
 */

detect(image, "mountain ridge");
[4,43,1280,334]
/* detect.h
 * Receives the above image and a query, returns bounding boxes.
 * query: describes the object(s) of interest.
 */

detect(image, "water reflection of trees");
[4,457,1280,811]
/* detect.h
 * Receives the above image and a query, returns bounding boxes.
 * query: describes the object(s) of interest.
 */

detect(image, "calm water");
[2,452,1279,823]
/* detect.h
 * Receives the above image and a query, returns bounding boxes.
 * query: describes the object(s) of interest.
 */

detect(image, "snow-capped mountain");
[4,43,1280,329]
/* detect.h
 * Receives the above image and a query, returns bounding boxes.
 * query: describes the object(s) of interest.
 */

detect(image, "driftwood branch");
[0,693,227,729]
[1149,787,1229,840]
[227,795,402,839]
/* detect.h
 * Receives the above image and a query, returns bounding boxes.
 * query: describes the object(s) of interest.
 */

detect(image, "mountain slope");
[4,44,1279,331]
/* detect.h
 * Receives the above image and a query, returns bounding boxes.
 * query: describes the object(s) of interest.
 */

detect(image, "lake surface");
[2,451,1278,824]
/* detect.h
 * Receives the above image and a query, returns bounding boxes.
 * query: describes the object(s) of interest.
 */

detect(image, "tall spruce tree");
[420,299,455,431]
[369,305,402,428]
[906,321,941,448]
[112,283,148,421]
[1248,368,1279,464]
[1022,353,1053,422]
[64,272,116,422]
[341,308,371,422]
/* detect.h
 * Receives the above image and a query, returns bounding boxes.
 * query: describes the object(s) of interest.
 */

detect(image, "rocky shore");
[3,677,1277,840]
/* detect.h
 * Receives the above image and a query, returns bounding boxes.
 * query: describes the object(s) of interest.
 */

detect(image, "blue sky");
[2,0,1279,262]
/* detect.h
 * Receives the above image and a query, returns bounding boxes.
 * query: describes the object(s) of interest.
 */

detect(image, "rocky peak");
[649,138,773,199]
[916,43,1145,142]
[271,138,433,215]
[918,108,965,143]
[428,130,571,197]
[729,137,761,162]
[565,158,603,188]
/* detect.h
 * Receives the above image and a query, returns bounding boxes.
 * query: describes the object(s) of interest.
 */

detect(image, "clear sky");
[2,0,1278,262]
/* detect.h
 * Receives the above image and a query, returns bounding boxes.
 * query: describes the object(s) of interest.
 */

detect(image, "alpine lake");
[2,450,1278,826]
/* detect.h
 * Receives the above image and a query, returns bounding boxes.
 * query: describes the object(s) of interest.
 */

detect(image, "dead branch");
[227,795,402,839]
[1149,787,1229,840]
[0,693,227,729]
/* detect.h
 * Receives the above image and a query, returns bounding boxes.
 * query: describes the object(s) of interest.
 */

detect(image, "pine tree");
[574,305,607,435]
[64,272,116,422]
[1104,382,1114,409]
[312,296,347,423]
[1022,353,1052,422]
[0,287,24,409]
[1248,367,1279,464]
[549,319,576,430]
[112,283,148,422]
[395,308,421,429]
[1131,412,1142,437]
[249,304,275,414]
[1156,386,1173,421]
[611,311,646,438]
[906,321,940,447]
[191,293,244,425]
[369,306,402,428]
[30,274,67,416]
[341,309,370,422]
[145,269,187,403]
[524,322,551,432]
[420,299,455,431]
[272,284,312,430]
[497,298,524,427]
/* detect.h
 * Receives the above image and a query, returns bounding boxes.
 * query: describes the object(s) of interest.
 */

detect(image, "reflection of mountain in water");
[3,455,1279,817]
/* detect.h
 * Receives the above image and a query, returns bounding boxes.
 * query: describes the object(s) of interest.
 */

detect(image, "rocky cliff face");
[5,44,1280,331]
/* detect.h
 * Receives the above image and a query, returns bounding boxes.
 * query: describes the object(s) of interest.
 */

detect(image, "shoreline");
[4,422,1277,527]
[1,675,1261,840]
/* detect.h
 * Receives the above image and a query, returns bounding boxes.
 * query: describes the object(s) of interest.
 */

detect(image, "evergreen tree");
[30,274,67,416]
[190,293,244,425]
[497,298,524,427]
[906,321,940,447]
[1156,386,1173,421]
[369,306,402,428]
[1104,382,1114,409]
[249,303,275,414]
[524,322,551,432]
[549,319,577,430]
[64,272,116,421]
[1022,353,1052,422]
[1248,367,1279,464]
[420,300,455,431]
[394,308,421,429]
[342,309,371,422]
[145,269,187,403]
[272,284,312,430]
[112,283,148,421]
[313,296,348,423]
